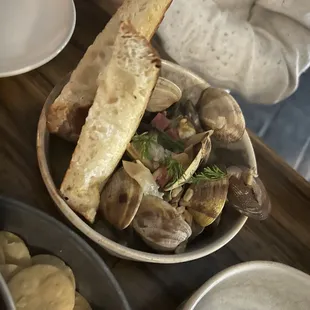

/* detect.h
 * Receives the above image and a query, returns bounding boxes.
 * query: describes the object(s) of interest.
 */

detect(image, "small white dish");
[181,261,310,310]
[0,0,76,77]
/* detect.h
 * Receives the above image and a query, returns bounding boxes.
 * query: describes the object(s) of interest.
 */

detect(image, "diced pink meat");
[165,127,179,140]
[151,113,170,131]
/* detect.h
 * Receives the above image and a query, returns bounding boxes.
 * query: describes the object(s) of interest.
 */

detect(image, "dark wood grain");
[1,1,310,309]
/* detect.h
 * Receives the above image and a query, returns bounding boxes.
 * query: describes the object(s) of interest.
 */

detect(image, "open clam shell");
[182,177,229,227]
[198,88,245,143]
[182,210,205,241]
[132,195,192,252]
[146,77,182,113]
[164,130,213,191]
[126,143,155,171]
[100,167,143,230]
[123,160,163,198]
[127,132,168,172]
[181,100,203,133]
[177,117,196,140]
[228,170,271,220]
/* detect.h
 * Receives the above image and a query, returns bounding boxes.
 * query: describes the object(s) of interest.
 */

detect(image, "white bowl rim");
[37,60,248,264]
[181,261,310,310]
[0,0,76,78]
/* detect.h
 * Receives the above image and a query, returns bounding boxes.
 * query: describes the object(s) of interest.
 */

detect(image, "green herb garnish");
[132,132,156,159]
[162,156,185,188]
[190,166,226,184]
[157,130,185,153]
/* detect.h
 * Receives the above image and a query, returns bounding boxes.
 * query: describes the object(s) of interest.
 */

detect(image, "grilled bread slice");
[47,0,172,142]
[60,22,161,223]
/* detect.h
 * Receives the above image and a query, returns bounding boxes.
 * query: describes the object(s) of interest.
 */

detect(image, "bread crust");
[47,0,172,142]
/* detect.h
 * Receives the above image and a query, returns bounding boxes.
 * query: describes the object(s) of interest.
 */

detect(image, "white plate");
[182,261,310,310]
[0,0,76,77]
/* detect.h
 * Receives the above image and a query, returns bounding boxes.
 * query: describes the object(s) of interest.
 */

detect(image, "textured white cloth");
[157,0,310,104]
[105,0,310,103]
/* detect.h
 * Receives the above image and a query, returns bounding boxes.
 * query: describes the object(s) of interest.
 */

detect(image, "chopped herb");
[132,132,156,160]
[157,130,185,153]
[162,156,185,188]
[190,166,227,183]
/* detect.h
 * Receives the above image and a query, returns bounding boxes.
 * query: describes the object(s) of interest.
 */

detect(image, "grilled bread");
[47,0,172,142]
[60,22,161,223]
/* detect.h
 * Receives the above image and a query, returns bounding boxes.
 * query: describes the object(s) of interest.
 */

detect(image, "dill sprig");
[132,132,156,159]
[162,156,185,187]
[190,166,226,184]
[156,130,185,153]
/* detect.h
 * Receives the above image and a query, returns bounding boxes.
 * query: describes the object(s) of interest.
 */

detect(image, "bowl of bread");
[0,197,130,310]
[37,0,271,263]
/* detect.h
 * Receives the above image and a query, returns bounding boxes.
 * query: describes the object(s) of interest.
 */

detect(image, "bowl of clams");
[37,19,271,263]
[37,57,271,263]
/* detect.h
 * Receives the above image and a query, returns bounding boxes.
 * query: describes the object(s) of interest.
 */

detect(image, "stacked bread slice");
[48,0,172,222]
[47,0,172,142]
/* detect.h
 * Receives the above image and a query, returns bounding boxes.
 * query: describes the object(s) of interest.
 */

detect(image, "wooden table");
[1,1,310,309]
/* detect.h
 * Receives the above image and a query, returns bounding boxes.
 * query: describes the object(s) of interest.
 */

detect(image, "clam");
[227,165,245,179]
[174,241,188,254]
[126,143,155,171]
[227,169,271,220]
[174,210,202,254]
[146,77,182,112]
[123,160,163,198]
[180,100,203,133]
[100,167,143,230]
[227,165,258,179]
[177,118,196,139]
[181,174,229,227]
[164,130,213,191]
[127,132,169,172]
[197,88,245,143]
[132,195,192,252]
[182,210,205,240]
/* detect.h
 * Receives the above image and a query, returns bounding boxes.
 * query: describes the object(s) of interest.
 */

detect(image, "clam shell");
[183,177,229,227]
[126,143,155,171]
[177,118,196,140]
[181,100,203,132]
[198,88,245,143]
[182,210,205,241]
[228,174,271,220]
[146,77,182,112]
[132,195,192,252]
[123,160,163,198]
[164,130,213,191]
[100,167,143,230]
[227,165,258,179]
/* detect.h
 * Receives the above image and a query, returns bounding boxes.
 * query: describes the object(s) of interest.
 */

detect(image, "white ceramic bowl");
[181,261,310,310]
[0,0,76,77]
[37,60,255,263]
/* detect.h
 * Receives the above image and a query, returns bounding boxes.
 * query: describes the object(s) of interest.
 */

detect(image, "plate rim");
[0,196,131,310]
[0,0,76,78]
[181,260,310,310]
